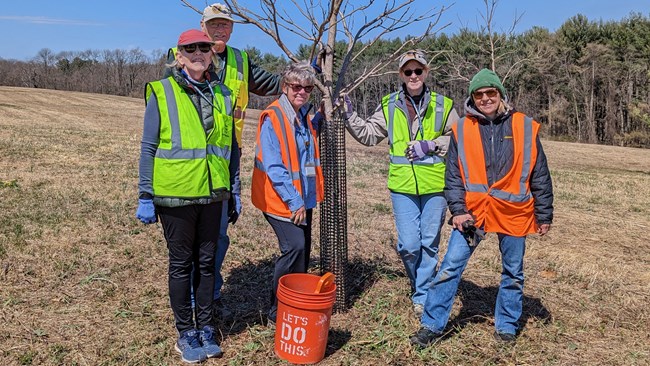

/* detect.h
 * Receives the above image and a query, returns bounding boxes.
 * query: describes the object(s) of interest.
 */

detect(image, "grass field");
[0,86,649,365]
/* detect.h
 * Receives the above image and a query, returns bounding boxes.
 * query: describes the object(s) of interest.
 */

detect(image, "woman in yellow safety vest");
[135,29,238,364]
[343,50,459,317]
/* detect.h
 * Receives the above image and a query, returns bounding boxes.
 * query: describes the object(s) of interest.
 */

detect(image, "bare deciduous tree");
[182,0,449,119]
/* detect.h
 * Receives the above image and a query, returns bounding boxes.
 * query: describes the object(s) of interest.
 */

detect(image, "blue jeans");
[421,230,526,335]
[390,192,447,306]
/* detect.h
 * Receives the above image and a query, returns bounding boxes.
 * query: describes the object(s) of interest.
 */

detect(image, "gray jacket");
[345,85,459,156]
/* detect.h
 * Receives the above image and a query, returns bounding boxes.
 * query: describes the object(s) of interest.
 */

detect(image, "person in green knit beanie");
[410,67,554,348]
[468,68,507,99]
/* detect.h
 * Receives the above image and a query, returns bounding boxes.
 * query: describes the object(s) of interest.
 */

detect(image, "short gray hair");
[281,60,315,86]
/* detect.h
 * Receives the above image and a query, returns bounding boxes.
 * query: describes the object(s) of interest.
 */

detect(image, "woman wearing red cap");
[136,29,239,363]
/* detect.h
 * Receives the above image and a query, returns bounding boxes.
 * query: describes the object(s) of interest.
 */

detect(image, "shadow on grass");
[324,328,352,357]
[447,279,552,333]
[216,255,395,343]
[216,257,275,337]
[344,257,405,309]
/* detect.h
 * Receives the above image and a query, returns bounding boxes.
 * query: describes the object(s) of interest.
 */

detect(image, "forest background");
[0,12,649,147]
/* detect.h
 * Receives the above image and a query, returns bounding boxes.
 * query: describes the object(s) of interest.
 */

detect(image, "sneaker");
[267,309,277,328]
[267,316,276,328]
[410,327,443,348]
[212,298,234,323]
[493,331,517,343]
[199,325,223,358]
[413,303,424,318]
[175,329,207,364]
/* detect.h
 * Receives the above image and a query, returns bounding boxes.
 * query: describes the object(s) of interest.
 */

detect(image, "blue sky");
[0,0,647,61]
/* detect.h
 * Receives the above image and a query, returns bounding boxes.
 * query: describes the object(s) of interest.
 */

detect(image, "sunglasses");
[472,89,499,99]
[287,83,314,93]
[403,68,423,77]
[181,43,212,54]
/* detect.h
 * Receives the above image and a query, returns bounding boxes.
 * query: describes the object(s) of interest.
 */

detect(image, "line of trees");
[0,12,648,147]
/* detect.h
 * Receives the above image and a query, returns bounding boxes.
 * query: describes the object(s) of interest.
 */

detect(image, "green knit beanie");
[468,68,507,98]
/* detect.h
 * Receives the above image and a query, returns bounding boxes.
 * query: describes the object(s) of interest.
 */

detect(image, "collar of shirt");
[278,94,313,129]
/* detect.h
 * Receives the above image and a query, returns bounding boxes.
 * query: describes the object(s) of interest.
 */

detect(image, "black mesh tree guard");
[319,112,348,312]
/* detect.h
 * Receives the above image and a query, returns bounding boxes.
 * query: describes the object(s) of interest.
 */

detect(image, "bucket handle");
[314,272,335,294]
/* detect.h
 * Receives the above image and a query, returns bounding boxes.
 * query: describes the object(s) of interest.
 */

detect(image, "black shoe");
[267,308,277,328]
[493,331,517,343]
[212,298,233,323]
[410,327,443,348]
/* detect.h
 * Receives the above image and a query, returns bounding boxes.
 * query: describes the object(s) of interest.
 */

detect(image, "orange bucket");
[275,272,336,364]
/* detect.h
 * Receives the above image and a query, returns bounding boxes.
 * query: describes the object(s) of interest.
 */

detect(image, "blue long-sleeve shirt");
[259,94,319,213]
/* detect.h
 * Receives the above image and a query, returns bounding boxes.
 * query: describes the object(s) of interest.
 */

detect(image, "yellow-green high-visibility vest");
[221,46,249,145]
[145,77,234,199]
[382,91,453,195]
[169,45,248,144]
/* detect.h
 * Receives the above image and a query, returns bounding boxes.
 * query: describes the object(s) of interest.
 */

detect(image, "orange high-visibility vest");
[251,100,324,218]
[452,112,539,236]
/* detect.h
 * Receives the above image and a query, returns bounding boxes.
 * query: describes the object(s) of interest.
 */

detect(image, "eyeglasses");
[472,89,499,99]
[403,68,423,77]
[181,43,212,54]
[205,21,232,30]
[287,83,314,93]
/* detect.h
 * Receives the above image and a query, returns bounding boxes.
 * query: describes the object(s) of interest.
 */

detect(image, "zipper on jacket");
[489,120,496,186]
[196,92,214,193]
[399,102,421,196]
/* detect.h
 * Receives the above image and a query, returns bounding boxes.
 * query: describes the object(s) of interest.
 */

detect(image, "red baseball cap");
[177,29,214,46]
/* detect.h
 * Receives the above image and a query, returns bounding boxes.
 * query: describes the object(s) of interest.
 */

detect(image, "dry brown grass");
[0,85,648,366]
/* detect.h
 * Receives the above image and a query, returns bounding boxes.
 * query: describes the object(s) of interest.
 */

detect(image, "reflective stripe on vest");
[251,100,324,217]
[145,77,234,198]
[454,112,539,236]
[224,46,249,145]
[457,115,533,202]
[252,106,301,181]
[152,79,233,161]
[382,91,453,194]
[387,92,446,146]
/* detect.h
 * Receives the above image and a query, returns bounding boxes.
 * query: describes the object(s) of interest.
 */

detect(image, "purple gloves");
[342,95,354,119]
[405,140,437,161]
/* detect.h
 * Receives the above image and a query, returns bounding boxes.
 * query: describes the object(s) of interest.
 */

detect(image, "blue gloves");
[405,140,437,161]
[136,198,157,224]
[228,193,242,224]
[310,56,322,74]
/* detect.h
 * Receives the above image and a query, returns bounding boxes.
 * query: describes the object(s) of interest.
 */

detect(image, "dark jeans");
[158,202,222,333]
[264,210,312,321]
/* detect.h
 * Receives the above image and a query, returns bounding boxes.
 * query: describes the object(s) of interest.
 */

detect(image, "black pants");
[264,209,312,321]
[158,202,222,333]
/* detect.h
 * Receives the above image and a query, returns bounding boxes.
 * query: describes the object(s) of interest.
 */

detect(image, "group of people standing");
[135,3,554,364]
[344,50,554,348]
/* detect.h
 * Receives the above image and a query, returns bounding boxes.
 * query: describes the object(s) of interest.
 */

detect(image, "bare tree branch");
[184,0,448,119]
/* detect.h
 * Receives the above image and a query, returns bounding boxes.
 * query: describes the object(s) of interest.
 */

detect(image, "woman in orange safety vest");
[411,68,554,347]
[250,61,324,324]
